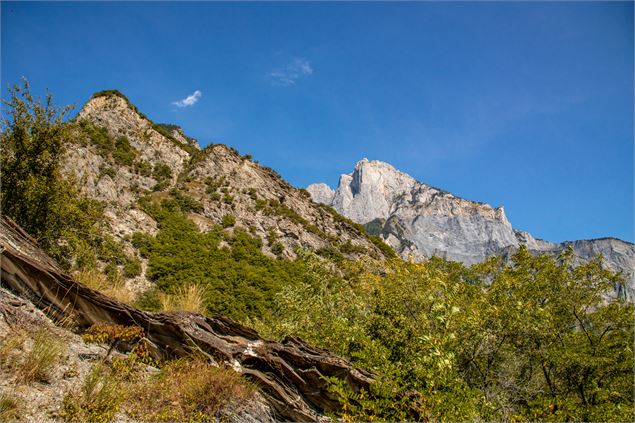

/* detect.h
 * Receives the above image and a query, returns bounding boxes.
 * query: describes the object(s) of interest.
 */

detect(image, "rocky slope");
[63,91,388,294]
[0,215,377,422]
[307,159,635,299]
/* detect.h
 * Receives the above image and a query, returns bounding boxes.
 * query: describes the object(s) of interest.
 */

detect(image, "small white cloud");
[268,57,313,86]
[173,90,202,108]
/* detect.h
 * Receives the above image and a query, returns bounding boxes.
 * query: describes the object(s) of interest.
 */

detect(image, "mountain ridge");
[308,158,635,299]
[63,90,393,295]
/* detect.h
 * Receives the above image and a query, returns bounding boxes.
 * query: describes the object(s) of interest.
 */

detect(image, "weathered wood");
[0,216,373,421]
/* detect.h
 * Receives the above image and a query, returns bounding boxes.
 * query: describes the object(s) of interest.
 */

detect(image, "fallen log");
[0,216,373,421]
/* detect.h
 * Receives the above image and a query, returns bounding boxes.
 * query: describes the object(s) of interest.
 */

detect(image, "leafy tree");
[0,79,103,267]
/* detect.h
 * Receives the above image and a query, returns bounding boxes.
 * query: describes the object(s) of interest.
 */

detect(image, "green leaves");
[1,79,104,269]
[255,249,633,421]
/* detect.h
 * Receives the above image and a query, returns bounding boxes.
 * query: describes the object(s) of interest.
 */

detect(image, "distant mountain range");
[307,159,634,299]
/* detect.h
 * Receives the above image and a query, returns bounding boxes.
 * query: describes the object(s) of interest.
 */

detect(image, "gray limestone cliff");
[307,159,634,299]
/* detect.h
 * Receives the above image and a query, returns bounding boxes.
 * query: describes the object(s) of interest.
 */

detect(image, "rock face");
[63,91,389,295]
[308,159,635,299]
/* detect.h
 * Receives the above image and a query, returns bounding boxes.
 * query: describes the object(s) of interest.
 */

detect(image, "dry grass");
[126,359,255,422]
[0,392,20,421]
[61,364,124,423]
[75,268,135,304]
[0,328,65,384]
[62,357,256,423]
[159,284,207,314]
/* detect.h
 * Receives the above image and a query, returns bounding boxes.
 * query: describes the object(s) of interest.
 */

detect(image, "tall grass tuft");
[75,268,135,304]
[0,328,64,384]
[61,364,124,423]
[18,329,64,383]
[0,393,20,421]
[159,284,207,314]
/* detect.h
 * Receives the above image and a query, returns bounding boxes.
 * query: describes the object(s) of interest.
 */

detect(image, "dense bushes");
[254,250,634,422]
[78,120,138,167]
[135,198,313,320]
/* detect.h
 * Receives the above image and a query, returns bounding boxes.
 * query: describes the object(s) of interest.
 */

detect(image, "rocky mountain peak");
[307,159,634,298]
[328,158,418,223]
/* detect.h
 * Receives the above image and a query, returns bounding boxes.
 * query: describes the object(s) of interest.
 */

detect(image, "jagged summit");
[308,159,635,299]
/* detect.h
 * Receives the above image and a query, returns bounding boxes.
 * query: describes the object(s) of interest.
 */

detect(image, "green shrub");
[339,240,367,255]
[78,120,138,167]
[123,256,142,277]
[271,242,284,257]
[222,214,236,228]
[152,180,170,192]
[131,232,154,257]
[134,160,153,177]
[152,163,172,181]
[99,165,116,178]
[169,189,204,213]
[257,198,326,237]
[135,200,315,320]
[112,136,136,166]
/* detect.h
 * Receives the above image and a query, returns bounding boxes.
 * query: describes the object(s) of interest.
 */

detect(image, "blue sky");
[2,1,633,243]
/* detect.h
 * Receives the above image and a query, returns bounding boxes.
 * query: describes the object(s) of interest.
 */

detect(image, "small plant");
[222,193,234,205]
[221,214,236,228]
[271,242,285,257]
[247,188,258,200]
[134,160,153,177]
[152,163,172,181]
[83,323,144,361]
[0,393,20,421]
[339,240,367,255]
[99,165,116,178]
[169,189,204,213]
[131,232,154,257]
[159,284,207,314]
[61,364,124,423]
[152,180,170,192]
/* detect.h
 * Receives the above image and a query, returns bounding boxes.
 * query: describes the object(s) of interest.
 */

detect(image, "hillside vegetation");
[1,81,632,422]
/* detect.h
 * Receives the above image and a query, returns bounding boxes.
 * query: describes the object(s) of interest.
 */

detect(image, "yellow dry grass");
[158,284,207,314]
[75,268,135,304]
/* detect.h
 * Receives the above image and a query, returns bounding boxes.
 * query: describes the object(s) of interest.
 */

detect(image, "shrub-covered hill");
[65,89,392,295]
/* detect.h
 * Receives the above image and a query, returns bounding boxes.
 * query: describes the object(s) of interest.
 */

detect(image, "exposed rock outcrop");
[0,216,375,422]
[308,159,635,299]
